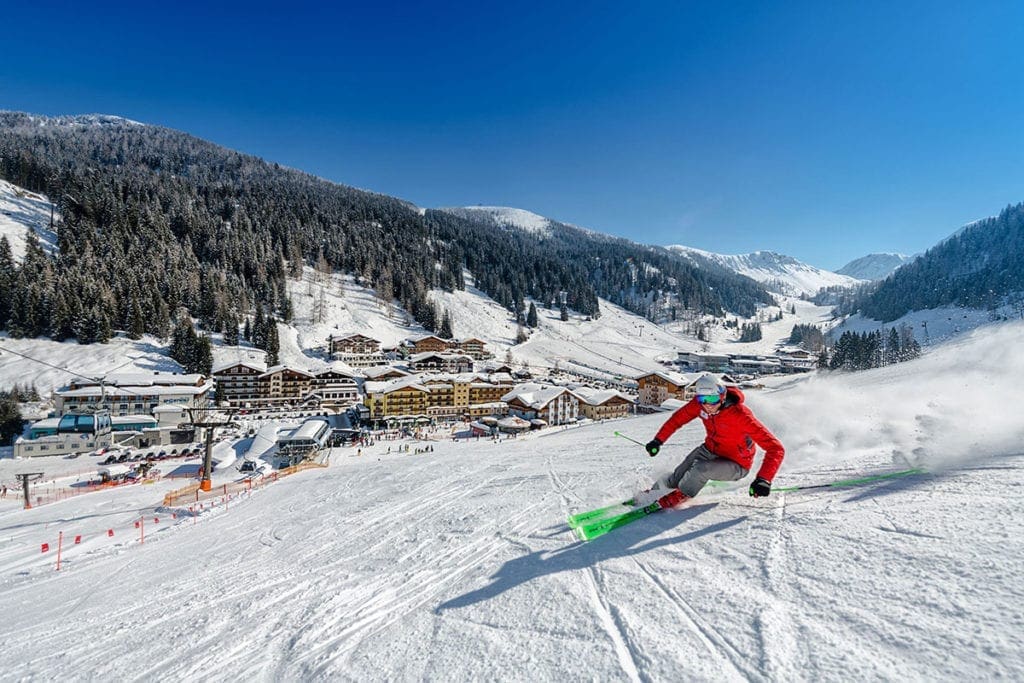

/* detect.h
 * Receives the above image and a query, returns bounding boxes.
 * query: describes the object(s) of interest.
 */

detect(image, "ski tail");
[575,500,664,541]
[567,499,636,528]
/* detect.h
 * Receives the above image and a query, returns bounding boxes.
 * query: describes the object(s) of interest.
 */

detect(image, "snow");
[835,252,912,281]
[829,306,1013,348]
[0,178,59,260]
[1,178,1022,678]
[438,206,554,237]
[1,321,1022,680]
[667,245,864,296]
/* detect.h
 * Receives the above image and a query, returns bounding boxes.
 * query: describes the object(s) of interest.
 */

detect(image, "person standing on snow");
[645,373,785,508]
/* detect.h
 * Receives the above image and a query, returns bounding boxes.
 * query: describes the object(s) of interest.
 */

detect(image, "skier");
[645,373,784,507]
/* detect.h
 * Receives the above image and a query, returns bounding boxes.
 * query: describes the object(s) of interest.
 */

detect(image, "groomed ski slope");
[1,322,1022,681]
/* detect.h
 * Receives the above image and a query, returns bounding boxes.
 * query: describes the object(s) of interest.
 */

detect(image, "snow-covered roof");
[152,404,187,413]
[636,370,700,386]
[362,365,410,380]
[212,360,267,374]
[365,375,431,395]
[573,388,634,406]
[72,372,206,387]
[56,382,213,398]
[409,351,472,362]
[500,383,578,409]
[259,365,314,378]
[327,332,379,342]
[110,414,158,425]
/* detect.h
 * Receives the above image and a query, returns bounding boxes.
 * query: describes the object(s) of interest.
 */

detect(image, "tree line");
[822,327,921,371]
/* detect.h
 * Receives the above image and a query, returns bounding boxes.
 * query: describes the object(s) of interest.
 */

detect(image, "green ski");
[575,500,665,541]
[568,500,636,528]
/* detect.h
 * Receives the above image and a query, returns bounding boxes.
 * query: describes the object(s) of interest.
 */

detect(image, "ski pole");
[613,431,646,447]
[774,468,925,492]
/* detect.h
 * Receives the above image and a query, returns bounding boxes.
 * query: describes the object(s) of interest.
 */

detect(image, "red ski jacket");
[654,387,785,481]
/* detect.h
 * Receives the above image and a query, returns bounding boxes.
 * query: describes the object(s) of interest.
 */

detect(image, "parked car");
[117,453,130,463]
[100,455,117,465]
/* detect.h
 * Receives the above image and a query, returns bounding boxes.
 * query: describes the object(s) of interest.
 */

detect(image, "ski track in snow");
[2,321,1024,680]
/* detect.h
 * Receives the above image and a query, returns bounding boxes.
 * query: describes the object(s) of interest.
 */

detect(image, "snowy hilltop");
[438,206,556,237]
[1,320,1022,680]
[836,252,913,281]
[666,245,864,296]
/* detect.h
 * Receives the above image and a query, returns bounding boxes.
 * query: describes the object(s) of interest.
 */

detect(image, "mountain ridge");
[666,244,863,296]
[836,252,913,281]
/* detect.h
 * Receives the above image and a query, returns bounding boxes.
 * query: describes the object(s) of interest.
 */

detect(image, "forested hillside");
[0,112,774,345]
[845,203,1024,322]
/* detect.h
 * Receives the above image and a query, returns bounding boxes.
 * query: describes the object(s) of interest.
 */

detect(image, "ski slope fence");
[161,461,327,507]
[19,462,328,573]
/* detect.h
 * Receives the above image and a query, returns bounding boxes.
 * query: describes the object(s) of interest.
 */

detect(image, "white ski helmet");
[694,373,725,397]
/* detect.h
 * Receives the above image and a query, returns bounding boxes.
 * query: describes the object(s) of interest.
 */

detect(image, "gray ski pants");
[667,445,748,497]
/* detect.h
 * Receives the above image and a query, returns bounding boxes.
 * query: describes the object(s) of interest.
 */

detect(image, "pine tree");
[127,295,145,340]
[224,314,240,346]
[0,237,14,329]
[265,318,280,365]
[0,394,23,445]
[885,328,901,365]
[196,334,214,375]
[527,302,538,328]
[439,309,453,339]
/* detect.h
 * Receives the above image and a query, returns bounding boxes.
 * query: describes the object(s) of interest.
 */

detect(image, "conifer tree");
[264,318,280,366]
[0,394,23,445]
[439,309,453,339]
[527,302,538,328]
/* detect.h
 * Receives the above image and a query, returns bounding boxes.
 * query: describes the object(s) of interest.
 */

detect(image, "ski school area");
[1,331,1022,681]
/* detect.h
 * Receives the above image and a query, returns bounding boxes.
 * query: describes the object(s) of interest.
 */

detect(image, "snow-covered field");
[0,320,1021,680]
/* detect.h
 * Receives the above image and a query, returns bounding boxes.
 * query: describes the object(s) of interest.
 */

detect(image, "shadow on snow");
[435,503,747,612]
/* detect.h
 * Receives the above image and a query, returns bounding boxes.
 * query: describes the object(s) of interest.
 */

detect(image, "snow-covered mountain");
[836,252,913,281]
[438,206,555,238]
[666,245,864,296]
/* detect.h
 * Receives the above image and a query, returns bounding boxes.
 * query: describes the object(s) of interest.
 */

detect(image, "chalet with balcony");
[501,384,581,426]
[212,361,267,408]
[411,334,453,354]
[454,337,490,360]
[55,372,213,417]
[309,365,361,408]
[574,388,635,421]
[327,333,384,368]
[408,352,474,374]
[257,366,315,408]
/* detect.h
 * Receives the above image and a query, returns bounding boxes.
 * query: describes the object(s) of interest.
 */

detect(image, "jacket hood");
[722,386,745,407]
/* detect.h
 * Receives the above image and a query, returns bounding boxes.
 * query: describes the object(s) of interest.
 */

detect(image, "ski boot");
[657,489,687,509]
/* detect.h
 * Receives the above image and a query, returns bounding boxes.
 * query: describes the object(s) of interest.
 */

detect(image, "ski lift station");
[274,418,331,466]
[14,410,115,458]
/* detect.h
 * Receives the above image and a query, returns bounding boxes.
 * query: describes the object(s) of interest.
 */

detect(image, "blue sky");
[3,1,1023,270]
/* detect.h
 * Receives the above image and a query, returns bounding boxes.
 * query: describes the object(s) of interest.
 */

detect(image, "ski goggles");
[696,393,724,405]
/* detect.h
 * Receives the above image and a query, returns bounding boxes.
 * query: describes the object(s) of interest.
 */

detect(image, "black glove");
[749,477,771,497]
[645,438,662,457]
